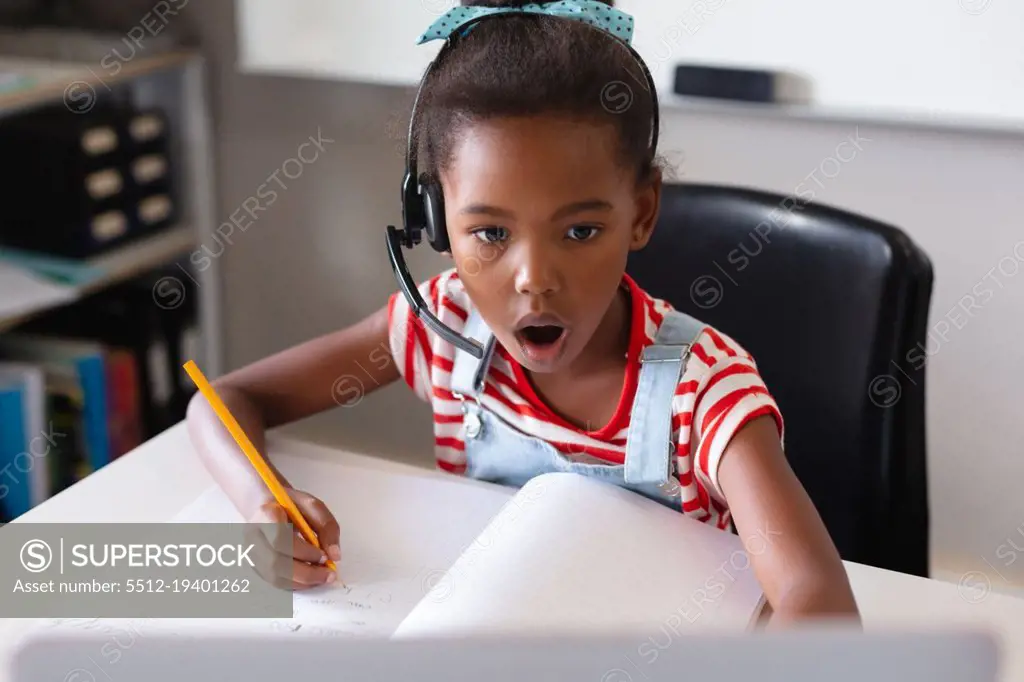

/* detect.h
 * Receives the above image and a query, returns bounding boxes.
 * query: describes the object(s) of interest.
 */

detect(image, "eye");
[471,226,509,244]
[566,225,600,242]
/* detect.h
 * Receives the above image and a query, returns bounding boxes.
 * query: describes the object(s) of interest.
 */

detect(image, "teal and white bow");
[417,1,635,45]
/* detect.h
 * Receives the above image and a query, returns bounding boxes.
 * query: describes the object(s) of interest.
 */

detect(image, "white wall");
[85,1,1024,593]
[620,0,1024,127]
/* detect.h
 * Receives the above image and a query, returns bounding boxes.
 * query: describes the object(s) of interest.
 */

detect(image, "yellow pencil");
[182,360,342,582]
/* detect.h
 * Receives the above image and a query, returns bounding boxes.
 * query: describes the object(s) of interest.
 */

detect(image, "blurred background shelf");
[0,223,197,332]
[0,39,220,521]
[0,50,195,117]
[0,48,221,373]
[83,222,196,293]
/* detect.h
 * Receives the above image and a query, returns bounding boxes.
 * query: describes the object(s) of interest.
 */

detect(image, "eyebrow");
[459,199,613,221]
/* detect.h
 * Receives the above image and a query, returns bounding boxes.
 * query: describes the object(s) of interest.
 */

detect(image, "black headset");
[385,15,660,359]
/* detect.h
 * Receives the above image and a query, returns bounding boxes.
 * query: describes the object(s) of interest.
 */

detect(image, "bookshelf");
[0,50,197,118]
[0,48,222,373]
[0,48,222,521]
[0,223,197,333]
[80,223,198,293]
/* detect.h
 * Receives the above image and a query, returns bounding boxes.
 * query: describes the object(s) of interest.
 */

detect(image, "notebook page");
[160,485,429,639]
[34,456,516,641]
[394,472,766,638]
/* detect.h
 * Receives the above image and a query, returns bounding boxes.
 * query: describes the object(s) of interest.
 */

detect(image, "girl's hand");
[246,490,341,591]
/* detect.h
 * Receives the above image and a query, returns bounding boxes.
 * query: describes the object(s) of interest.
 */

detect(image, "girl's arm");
[186,303,400,521]
[716,414,861,625]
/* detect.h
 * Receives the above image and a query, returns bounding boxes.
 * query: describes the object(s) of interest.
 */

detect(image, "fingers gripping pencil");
[182,360,343,583]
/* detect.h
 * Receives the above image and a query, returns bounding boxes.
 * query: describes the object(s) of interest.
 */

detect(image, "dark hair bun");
[462,0,613,6]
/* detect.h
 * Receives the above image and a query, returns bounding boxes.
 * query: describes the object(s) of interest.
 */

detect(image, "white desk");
[3,423,1024,681]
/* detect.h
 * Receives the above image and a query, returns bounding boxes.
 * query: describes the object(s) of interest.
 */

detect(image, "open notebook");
[35,457,766,640]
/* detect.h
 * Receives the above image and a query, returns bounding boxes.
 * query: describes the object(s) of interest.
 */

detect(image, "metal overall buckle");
[452,391,484,440]
[640,343,691,363]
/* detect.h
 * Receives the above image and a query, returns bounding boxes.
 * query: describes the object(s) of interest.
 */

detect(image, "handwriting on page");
[256,561,416,638]
[302,583,394,608]
[263,594,381,637]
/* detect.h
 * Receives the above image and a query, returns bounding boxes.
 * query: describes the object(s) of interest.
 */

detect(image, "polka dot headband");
[417,1,636,45]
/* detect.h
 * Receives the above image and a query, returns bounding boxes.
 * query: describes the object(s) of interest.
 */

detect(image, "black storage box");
[0,102,178,259]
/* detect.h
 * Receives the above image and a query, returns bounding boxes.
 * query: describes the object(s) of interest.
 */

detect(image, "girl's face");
[441,115,660,374]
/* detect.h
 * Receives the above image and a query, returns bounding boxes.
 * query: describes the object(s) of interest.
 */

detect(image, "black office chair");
[627,183,933,577]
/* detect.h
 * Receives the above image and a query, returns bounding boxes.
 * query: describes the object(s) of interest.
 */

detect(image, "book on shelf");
[0,363,46,518]
[0,335,112,474]
[0,358,94,519]
[44,368,90,499]
[16,273,198,439]
[0,333,146,518]
[105,348,143,460]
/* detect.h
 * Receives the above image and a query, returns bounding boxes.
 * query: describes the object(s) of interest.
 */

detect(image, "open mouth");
[513,315,570,367]
[517,324,566,347]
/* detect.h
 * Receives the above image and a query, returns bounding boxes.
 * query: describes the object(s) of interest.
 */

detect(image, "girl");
[186,0,860,624]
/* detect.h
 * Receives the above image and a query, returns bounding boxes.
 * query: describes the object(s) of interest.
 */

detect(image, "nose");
[513,241,560,297]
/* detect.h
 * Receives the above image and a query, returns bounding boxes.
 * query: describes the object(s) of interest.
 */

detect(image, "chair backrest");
[626,183,933,577]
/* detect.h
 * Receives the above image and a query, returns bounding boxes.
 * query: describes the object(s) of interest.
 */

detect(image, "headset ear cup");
[421,178,449,253]
[401,171,425,246]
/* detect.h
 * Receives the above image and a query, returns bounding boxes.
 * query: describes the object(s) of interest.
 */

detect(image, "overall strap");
[450,306,498,399]
[624,309,707,485]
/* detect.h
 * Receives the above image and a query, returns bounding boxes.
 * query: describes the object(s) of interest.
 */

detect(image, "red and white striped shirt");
[387,268,784,529]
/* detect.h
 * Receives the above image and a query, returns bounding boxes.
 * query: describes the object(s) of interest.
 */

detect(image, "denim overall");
[450,306,706,511]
